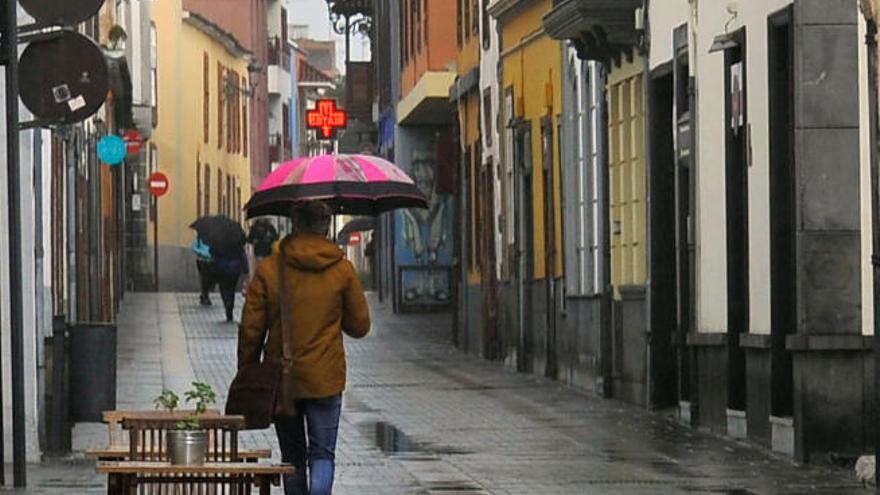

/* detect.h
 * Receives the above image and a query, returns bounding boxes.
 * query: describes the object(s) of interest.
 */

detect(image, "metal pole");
[154,195,159,292]
[6,0,27,486]
[865,17,880,492]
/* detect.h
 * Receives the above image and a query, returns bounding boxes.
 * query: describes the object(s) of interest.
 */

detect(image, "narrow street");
[11,293,869,494]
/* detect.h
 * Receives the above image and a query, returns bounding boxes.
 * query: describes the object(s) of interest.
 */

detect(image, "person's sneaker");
[200,295,212,306]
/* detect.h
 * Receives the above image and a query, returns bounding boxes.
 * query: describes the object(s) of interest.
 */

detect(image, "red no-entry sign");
[123,129,144,155]
[148,172,169,197]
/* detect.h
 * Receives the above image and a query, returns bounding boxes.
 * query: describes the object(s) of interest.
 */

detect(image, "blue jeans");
[275,394,343,495]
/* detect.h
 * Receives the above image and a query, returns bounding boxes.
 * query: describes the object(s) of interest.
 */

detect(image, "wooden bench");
[122,416,247,463]
[97,461,294,495]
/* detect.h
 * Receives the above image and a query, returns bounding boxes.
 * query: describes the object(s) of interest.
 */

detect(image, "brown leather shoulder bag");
[225,254,295,429]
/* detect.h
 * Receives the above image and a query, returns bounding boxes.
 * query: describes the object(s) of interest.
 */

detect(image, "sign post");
[148,172,169,291]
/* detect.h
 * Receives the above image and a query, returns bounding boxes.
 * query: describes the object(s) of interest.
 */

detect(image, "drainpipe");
[33,128,46,453]
[864,11,880,491]
[599,66,613,399]
[640,0,653,407]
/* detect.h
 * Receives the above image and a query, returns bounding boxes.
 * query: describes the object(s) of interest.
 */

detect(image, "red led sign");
[306,99,347,139]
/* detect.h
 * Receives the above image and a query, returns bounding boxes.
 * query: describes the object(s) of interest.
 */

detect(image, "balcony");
[542,0,642,65]
[269,133,293,163]
[268,36,292,70]
[268,64,292,100]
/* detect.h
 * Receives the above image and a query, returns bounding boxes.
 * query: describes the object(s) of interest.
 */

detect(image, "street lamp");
[708,1,740,53]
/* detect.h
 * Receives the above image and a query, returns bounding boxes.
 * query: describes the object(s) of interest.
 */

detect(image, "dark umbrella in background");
[336,217,376,246]
[189,215,246,256]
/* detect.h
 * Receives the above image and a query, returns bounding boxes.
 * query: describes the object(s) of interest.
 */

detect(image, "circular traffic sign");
[148,172,169,197]
[97,135,126,165]
[123,129,144,155]
[19,31,109,125]
[20,0,105,26]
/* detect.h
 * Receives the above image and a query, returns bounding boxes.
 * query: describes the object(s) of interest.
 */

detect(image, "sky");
[285,0,371,76]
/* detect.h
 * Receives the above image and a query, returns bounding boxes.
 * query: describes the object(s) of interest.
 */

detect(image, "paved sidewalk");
[5,291,872,494]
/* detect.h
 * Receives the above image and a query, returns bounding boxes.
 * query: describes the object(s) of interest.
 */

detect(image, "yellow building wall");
[458,8,482,285]
[461,93,482,285]
[458,32,480,75]
[607,58,646,290]
[151,2,251,250]
[499,0,563,280]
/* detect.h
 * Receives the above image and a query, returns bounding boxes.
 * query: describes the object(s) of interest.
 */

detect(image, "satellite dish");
[20,0,106,26]
[19,31,109,124]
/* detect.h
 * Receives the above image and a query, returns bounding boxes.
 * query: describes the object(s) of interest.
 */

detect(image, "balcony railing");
[269,133,283,163]
[268,36,292,70]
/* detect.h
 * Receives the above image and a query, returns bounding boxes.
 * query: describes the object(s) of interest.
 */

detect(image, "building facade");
[489,0,564,376]
[646,0,872,462]
[391,0,457,313]
[150,1,252,290]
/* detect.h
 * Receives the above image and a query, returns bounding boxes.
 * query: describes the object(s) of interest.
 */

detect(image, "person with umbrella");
[247,219,279,261]
[239,200,370,495]
[192,235,215,306]
[237,155,427,494]
[190,215,250,322]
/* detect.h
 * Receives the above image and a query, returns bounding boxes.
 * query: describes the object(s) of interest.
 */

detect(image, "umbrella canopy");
[244,154,428,218]
[189,215,246,257]
[336,217,376,245]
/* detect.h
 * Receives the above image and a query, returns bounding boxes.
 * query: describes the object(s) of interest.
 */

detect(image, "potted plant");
[153,382,217,465]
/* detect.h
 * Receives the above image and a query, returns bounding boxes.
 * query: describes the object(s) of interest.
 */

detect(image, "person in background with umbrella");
[192,235,215,306]
[190,215,249,321]
[247,219,279,261]
[215,245,249,322]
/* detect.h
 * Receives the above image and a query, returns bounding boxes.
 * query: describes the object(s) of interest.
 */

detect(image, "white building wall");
[648,0,690,70]
[479,4,502,276]
[859,16,873,335]
[692,0,790,334]
[1,5,43,463]
[650,0,871,335]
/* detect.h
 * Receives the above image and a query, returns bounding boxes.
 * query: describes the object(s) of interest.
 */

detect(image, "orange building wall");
[401,0,458,97]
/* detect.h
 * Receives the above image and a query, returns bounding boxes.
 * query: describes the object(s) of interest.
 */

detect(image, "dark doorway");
[768,7,795,418]
[542,117,558,379]
[724,30,748,412]
[649,65,679,409]
[673,25,695,409]
[515,122,534,373]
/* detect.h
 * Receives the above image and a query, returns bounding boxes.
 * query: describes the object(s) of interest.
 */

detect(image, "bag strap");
[277,247,293,367]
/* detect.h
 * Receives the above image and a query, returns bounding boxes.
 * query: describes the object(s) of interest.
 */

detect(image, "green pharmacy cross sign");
[307,99,347,139]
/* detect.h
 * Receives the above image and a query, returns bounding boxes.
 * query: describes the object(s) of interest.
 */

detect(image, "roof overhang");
[542,0,642,65]
[487,0,533,19]
[182,11,251,59]
[397,71,456,126]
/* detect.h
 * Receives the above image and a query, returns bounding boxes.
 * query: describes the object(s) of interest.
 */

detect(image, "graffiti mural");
[395,132,454,308]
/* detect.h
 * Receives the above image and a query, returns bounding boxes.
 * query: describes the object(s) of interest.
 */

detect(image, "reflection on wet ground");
[339,297,872,494]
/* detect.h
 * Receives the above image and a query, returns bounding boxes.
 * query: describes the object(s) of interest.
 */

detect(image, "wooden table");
[85,446,272,462]
[97,461,294,495]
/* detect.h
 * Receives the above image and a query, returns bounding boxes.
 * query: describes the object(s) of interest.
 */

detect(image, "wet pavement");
[3,292,871,494]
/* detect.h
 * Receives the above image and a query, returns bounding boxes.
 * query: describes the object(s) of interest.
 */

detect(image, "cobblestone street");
[6,292,873,494]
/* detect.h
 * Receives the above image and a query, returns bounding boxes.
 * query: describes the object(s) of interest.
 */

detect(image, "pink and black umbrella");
[244,154,428,218]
